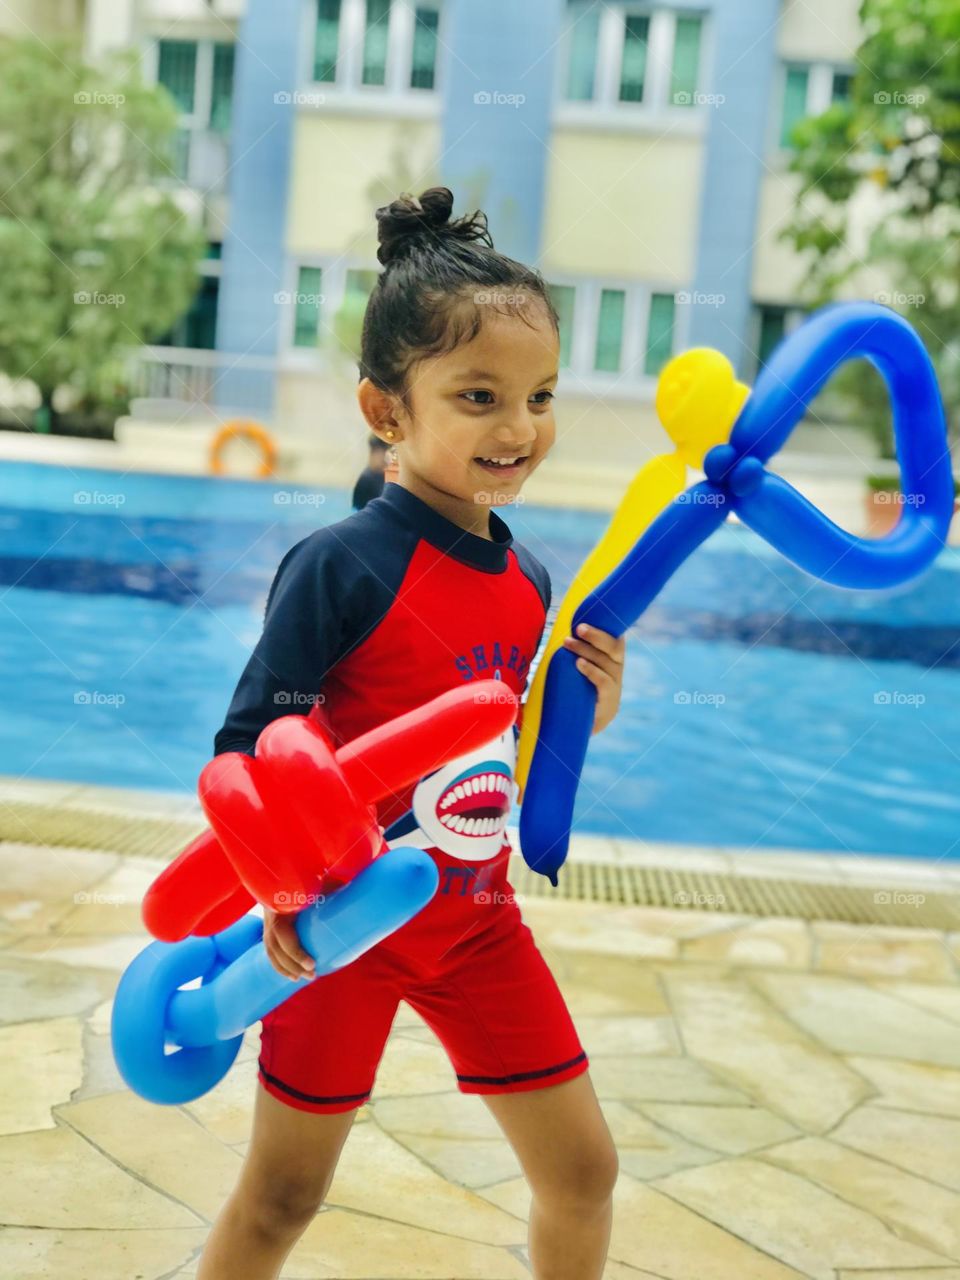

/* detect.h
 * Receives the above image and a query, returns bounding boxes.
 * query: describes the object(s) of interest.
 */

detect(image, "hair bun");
[375,187,492,266]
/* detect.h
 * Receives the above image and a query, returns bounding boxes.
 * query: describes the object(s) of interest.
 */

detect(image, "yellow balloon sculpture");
[515,348,751,800]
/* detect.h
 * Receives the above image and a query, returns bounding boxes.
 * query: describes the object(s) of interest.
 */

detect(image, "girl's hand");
[562,622,625,735]
[263,908,316,982]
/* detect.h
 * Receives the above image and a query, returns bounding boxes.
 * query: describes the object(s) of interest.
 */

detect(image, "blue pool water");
[2,459,958,859]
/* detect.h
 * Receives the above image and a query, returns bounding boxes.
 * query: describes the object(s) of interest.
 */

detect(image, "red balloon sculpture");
[143,681,519,942]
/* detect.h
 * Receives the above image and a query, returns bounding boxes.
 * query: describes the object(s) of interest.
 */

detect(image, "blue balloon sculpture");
[519,301,954,884]
[112,848,438,1104]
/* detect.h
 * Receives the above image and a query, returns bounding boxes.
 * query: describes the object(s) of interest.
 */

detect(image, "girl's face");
[360,300,559,532]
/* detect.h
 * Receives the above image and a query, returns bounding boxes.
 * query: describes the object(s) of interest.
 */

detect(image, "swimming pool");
[2,459,957,860]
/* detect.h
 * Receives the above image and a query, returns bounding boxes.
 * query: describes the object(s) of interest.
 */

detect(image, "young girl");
[198,186,626,1280]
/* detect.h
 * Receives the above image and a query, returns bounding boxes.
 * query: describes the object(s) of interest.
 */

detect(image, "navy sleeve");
[213,530,353,758]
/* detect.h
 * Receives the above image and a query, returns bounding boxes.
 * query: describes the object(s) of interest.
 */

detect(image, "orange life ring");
[210,420,278,478]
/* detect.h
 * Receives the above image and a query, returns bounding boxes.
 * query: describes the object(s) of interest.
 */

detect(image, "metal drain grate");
[2,797,957,931]
[508,855,960,931]
[0,801,205,860]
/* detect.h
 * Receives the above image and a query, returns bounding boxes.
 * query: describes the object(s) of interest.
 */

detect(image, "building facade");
[11,0,873,484]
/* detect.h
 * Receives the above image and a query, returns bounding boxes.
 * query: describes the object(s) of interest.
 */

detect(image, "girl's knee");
[534,1138,619,1209]
[238,1165,332,1238]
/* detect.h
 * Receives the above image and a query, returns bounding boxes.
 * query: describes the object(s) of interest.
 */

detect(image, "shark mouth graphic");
[436,759,511,839]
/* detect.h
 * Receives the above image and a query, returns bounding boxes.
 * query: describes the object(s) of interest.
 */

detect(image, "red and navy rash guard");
[213,482,551,870]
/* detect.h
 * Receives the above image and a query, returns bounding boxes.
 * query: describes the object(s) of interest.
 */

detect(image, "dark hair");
[359,186,559,407]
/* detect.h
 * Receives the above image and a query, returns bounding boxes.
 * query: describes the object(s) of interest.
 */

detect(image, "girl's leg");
[481,1071,619,1280]
[197,1082,357,1280]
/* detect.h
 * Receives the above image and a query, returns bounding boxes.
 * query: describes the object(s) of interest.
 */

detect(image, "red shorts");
[257,844,589,1113]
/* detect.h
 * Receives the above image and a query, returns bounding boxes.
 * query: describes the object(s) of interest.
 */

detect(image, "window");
[155,243,222,349]
[312,0,441,94]
[314,0,341,82]
[155,39,235,185]
[757,305,787,369]
[565,2,599,101]
[294,266,324,348]
[548,284,576,368]
[670,15,702,106]
[780,66,809,148]
[563,6,705,113]
[619,15,650,103]
[644,293,674,377]
[778,61,855,149]
[595,290,626,372]
[411,6,440,89]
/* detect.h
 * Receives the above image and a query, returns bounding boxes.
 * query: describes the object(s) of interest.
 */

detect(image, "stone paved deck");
[1,788,959,1278]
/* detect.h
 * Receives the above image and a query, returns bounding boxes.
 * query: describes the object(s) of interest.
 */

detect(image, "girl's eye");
[459,390,555,406]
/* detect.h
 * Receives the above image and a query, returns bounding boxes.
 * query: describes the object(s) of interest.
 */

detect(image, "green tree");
[780,0,960,457]
[0,36,206,429]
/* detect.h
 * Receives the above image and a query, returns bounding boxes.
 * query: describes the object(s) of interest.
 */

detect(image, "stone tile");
[753,972,960,1066]
[389,1132,522,1190]
[575,1013,682,1057]
[638,1104,800,1155]
[56,1090,243,1222]
[589,1055,751,1106]
[812,922,954,982]
[0,1017,83,1134]
[184,1058,260,1146]
[654,1157,950,1278]
[0,1125,201,1228]
[612,840,734,874]
[372,1090,507,1143]
[662,971,870,1131]
[482,1174,809,1277]
[726,851,840,881]
[0,1225,207,1279]
[7,932,152,974]
[372,1031,459,1097]
[327,1120,525,1245]
[268,1207,531,1278]
[846,1055,960,1118]
[832,1105,960,1192]
[53,857,160,936]
[876,980,960,1025]
[761,1135,960,1259]
[837,1272,960,1279]
[681,918,812,970]
[0,954,104,1026]
[551,951,670,1015]
[0,843,118,938]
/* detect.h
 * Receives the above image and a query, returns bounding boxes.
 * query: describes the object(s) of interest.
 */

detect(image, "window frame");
[556,4,711,134]
[282,256,382,364]
[773,58,857,153]
[298,0,444,114]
